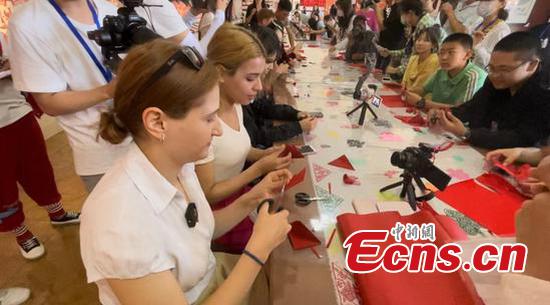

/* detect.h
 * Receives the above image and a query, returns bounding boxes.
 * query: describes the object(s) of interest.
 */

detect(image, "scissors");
[294,192,329,206]
[257,179,287,214]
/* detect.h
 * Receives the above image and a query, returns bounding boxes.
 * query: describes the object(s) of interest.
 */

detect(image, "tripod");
[346,96,379,126]
[379,170,435,211]
[346,72,378,125]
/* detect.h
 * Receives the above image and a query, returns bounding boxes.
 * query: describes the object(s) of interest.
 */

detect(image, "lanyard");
[475,18,499,34]
[47,0,112,82]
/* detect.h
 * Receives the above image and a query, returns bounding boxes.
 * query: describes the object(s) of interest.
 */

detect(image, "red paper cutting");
[493,161,532,182]
[395,113,428,127]
[436,173,528,236]
[343,174,360,185]
[279,144,304,159]
[381,95,407,108]
[329,155,355,171]
[337,211,482,305]
[285,168,306,190]
[288,221,321,250]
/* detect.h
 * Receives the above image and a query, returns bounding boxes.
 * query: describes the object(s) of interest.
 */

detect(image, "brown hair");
[207,23,267,75]
[99,39,219,144]
[257,8,275,23]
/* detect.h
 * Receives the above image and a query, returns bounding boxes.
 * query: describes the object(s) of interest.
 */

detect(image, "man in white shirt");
[8,0,226,193]
[441,0,483,34]
[9,0,126,193]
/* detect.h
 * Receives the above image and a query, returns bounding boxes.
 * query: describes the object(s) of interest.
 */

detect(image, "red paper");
[329,155,355,171]
[343,174,360,185]
[395,113,428,127]
[279,144,304,159]
[285,168,306,190]
[288,221,321,250]
[436,173,528,235]
[337,211,482,305]
[493,161,532,182]
[381,95,407,108]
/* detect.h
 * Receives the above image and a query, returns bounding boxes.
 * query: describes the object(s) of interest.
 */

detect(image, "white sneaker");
[18,237,45,260]
[0,287,30,305]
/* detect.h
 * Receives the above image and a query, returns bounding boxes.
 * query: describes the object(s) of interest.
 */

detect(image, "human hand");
[299,117,318,133]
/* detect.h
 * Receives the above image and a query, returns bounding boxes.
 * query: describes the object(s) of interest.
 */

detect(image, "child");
[405,33,487,108]
[401,26,441,95]
[430,32,550,149]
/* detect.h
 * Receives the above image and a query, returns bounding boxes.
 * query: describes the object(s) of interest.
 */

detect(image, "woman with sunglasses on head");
[196,24,293,254]
[80,39,292,305]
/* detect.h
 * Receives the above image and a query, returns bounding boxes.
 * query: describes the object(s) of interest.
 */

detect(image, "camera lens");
[390,151,404,168]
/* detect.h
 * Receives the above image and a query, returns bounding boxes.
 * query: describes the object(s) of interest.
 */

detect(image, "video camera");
[390,143,451,191]
[87,0,161,71]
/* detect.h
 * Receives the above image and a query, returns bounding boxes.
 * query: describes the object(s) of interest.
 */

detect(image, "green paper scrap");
[453,155,465,163]
[350,158,366,168]
[444,209,483,236]
[315,185,344,216]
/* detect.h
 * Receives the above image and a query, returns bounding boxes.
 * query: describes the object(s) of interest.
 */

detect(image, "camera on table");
[87,0,161,71]
[390,143,451,191]
[381,143,452,211]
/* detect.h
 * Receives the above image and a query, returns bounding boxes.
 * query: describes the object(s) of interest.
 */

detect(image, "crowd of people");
[0,0,549,304]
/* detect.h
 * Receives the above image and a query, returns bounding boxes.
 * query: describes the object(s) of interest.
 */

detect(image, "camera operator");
[137,0,227,57]
[9,0,124,192]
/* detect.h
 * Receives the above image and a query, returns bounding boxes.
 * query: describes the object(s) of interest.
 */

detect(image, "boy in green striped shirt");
[404,33,487,109]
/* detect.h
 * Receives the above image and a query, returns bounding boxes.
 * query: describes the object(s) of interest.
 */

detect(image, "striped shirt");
[423,61,487,106]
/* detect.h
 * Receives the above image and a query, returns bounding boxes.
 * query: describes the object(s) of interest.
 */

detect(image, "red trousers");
[0,113,61,232]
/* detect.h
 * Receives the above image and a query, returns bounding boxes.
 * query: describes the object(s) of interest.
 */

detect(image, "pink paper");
[379,131,403,142]
[313,163,331,183]
[446,168,471,181]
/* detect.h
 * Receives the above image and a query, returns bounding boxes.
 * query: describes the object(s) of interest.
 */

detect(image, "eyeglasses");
[140,46,205,93]
[485,61,535,75]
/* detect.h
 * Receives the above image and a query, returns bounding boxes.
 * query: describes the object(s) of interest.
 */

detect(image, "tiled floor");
[0,132,99,304]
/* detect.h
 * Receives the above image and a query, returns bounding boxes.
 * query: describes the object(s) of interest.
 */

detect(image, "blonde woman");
[196,24,293,253]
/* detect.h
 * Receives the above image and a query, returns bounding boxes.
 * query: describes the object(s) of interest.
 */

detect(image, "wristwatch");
[416,98,426,109]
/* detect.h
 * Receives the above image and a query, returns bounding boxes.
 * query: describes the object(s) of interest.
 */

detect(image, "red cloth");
[337,211,482,305]
[436,173,527,236]
[212,187,254,254]
[0,113,61,232]
[381,95,407,108]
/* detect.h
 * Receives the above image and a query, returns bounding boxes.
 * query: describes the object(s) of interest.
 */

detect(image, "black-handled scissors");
[294,192,329,206]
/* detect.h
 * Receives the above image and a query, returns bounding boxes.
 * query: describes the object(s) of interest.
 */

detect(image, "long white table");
[268,42,493,305]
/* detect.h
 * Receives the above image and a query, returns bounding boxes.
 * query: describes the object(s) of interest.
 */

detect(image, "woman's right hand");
[299,117,318,133]
[246,203,291,261]
[486,148,525,166]
[256,146,292,174]
[246,169,292,205]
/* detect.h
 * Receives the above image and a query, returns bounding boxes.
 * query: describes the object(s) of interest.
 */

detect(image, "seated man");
[429,32,550,149]
[405,33,487,109]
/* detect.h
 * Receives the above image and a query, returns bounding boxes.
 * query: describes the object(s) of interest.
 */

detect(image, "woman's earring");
[161,133,166,143]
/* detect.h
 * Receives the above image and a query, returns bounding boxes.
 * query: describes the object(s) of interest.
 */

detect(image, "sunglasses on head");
[140,46,205,93]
